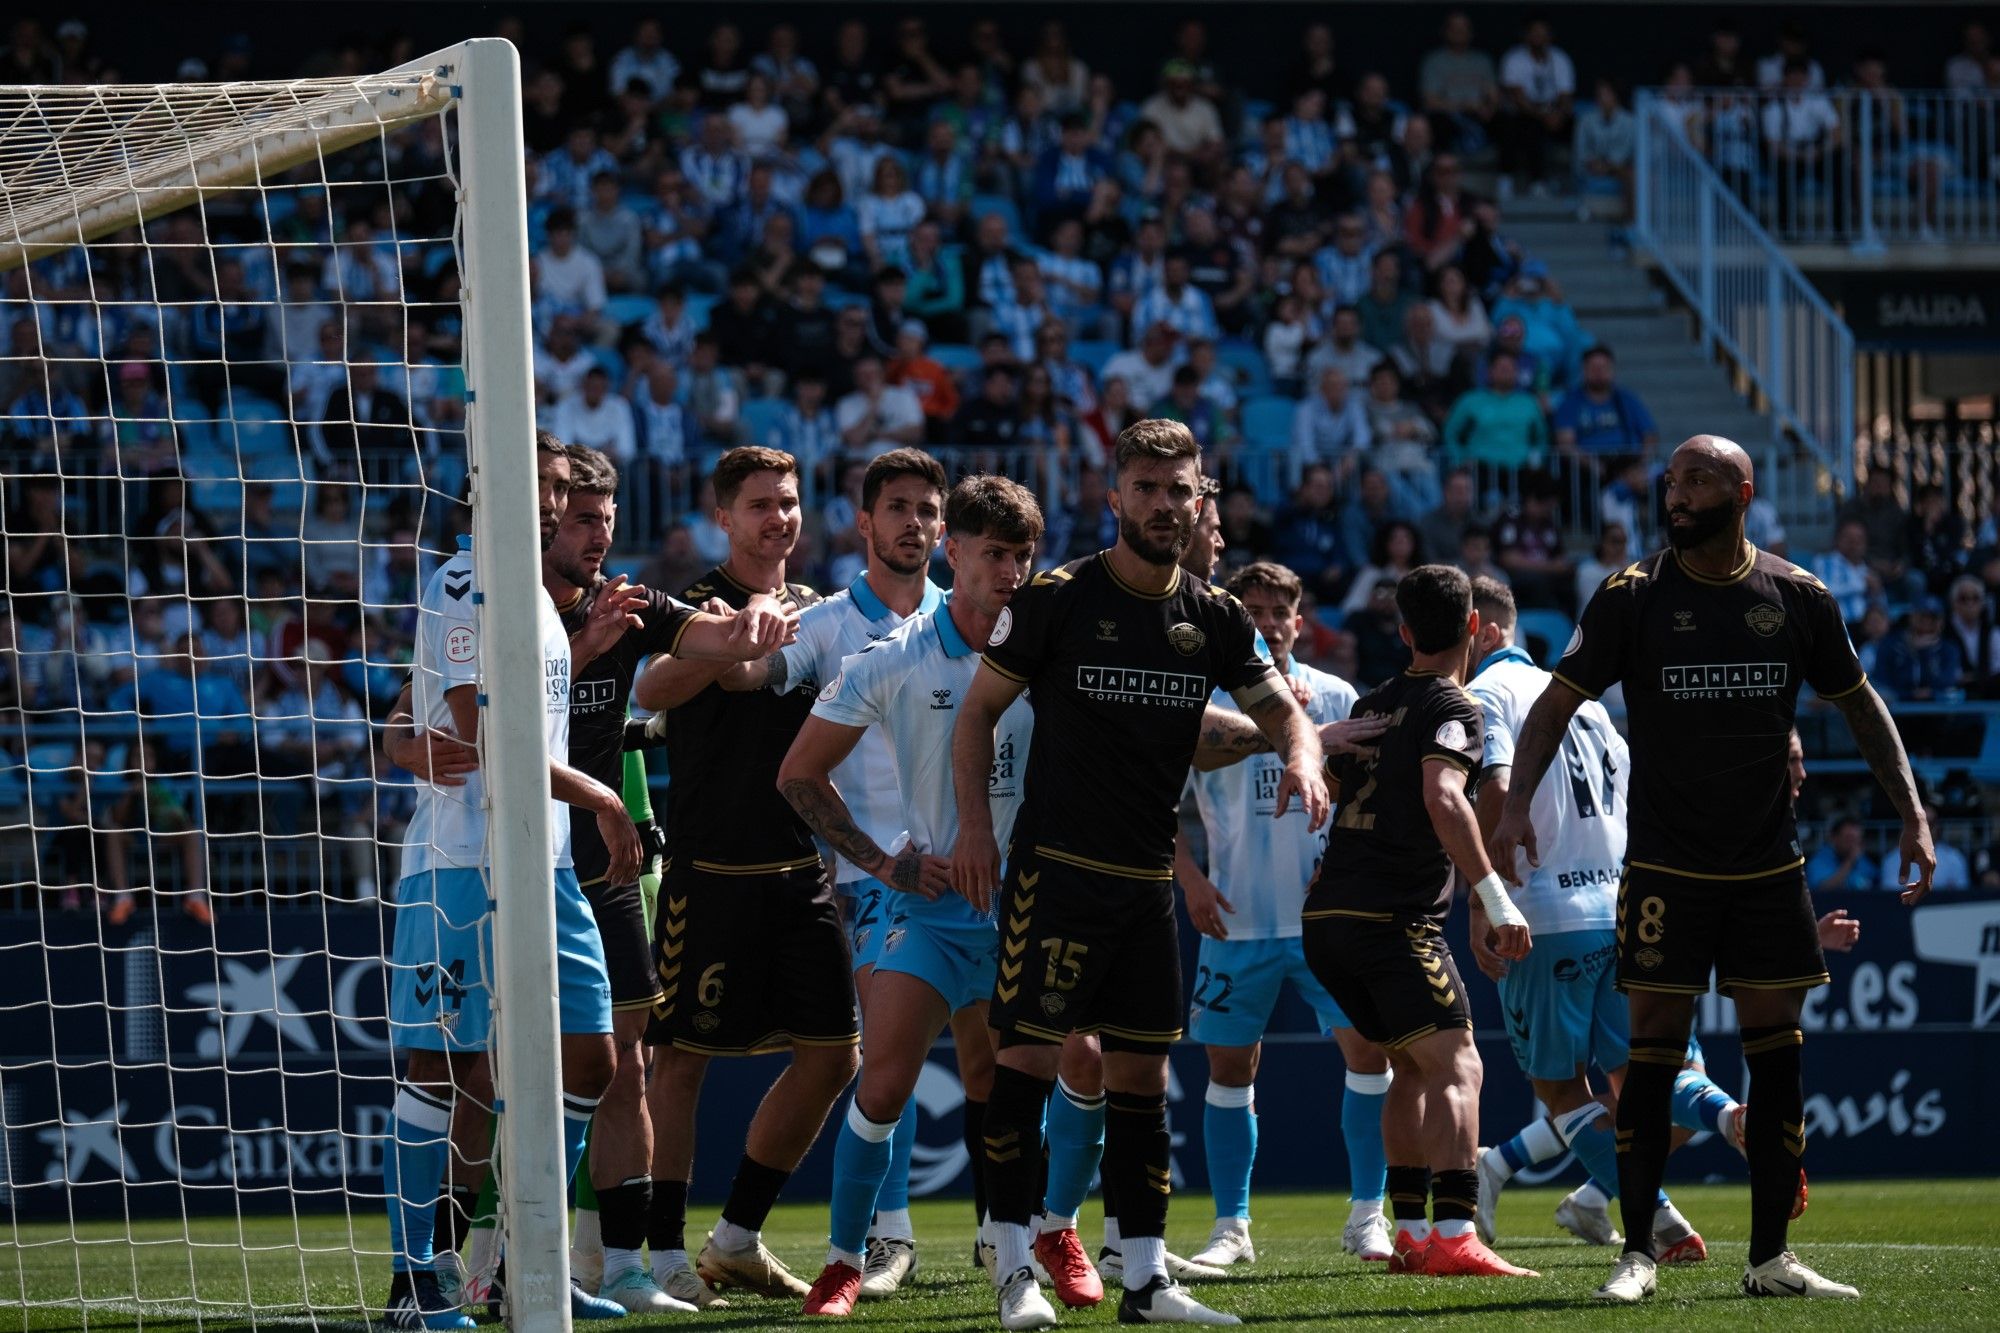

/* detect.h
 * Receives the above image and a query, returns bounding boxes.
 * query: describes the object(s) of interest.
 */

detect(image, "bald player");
[1489,436,1933,1303]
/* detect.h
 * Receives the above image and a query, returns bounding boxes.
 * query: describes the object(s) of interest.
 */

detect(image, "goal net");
[0,40,570,1327]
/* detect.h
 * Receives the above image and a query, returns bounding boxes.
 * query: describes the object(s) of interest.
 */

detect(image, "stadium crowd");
[0,12,1994,913]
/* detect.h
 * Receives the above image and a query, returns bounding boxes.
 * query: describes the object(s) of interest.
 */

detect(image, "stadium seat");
[1515,609,1574,668]
[605,293,654,328]
[930,343,981,374]
[1069,340,1118,373]
[685,293,717,330]
[970,193,1022,239]
[739,396,785,448]
[191,479,245,513]
[1216,341,1273,393]
[1241,395,1296,453]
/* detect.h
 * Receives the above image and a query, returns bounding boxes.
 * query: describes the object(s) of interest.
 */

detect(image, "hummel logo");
[930,688,953,710]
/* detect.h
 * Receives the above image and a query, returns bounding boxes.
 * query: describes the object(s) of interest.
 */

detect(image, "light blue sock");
[1342,1070,1391,1203]
[1042,1075,1105,1220]
[831,1101,898,1257]
[386,1084,452,1272]
[1203,1082,1256,1220]
[873,1093,918,1214]
[1552,1102,1621,1201]
[562,1091,599,1185]
[1672,1067,1735,1134]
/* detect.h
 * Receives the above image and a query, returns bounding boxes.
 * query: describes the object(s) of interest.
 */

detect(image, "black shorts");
[1617,863,1829,996]
[581,876,663,1012]
[1302,909,1471,1050]
[645,859,859,1055]
[988,851,1184,1051]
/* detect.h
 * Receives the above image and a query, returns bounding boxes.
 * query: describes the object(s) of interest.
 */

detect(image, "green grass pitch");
[6,1180,1997,1330]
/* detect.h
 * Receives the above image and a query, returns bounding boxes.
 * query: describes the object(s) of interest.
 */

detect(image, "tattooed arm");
[1484,678,1585,884]
[1190,704,1272,771]
[1830,682,1936,902]
[776,715,951,898]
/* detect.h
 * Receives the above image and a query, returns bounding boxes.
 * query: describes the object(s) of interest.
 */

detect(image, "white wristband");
[1472,872,1527,930]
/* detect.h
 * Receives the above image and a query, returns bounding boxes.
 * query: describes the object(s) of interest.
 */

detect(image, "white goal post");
[0,37,570,1330]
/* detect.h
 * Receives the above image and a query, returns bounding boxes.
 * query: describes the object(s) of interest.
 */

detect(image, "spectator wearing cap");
[1139,59,1225,169]
[1443,351,1547,470]
[1552,345,1658,456]
[1131,252,1221,345]
[903,222,967,342]
[1497,16,1575,196]
[1033,113,1114,229]
[888,321,961,441]
[1102,322,1182,410]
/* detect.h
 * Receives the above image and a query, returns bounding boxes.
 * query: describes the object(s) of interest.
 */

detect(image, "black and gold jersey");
[1308,670,1485,923]
[660,566,822,873]
[1553,545,1865,879]
[558,583,700,886]
[982,552,1281,882]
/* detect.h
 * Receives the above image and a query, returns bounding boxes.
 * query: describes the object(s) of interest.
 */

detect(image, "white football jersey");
[778,572,944,884]
[810,602,1033,923]
[1469,644,1626,935]
[1187,659,1358,940]
[402,540,573,878]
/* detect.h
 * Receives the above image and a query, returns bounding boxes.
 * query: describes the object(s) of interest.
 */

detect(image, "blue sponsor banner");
[5,891,1996,1219]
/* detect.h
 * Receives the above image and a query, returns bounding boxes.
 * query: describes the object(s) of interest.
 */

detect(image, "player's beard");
[1120,509,1192,567]
[547,546,601,589]
[871,526,929,577]
[1666,497,1736,551]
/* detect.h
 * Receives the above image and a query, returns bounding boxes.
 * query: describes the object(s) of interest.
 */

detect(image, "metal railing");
[1634,90,1856,488]
[1641,87,2000,248]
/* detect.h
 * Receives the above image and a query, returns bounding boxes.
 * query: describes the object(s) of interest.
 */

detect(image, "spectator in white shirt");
[1292,366,1372,488]
[609,18,680,104]
[553,367,638,468]
[1100,322,1183,409]
[1302,304,1384,388]
[1497,17,1575,194]
[1138,60,1225,172]
[856,156,927,271]
[578,173,644,293]
[532,210,608,339]
[1811,518,1880,625]
[1762,59,1847,235]
[835,354,925,458]
[1755,19,1827,91]
[1946,21,1992,92]
[533,318,597,406]
[727,72,789,158]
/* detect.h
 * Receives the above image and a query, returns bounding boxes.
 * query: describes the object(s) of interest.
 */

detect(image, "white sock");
[1102,1215,1122,1252]
[873,1207,914,1242]
[1574,1180,1611,1210]
[573,1206,601,1254]
[1348,1199,1384,1222]
[827,1244,865,1270]
[1434,1219,1474,1238]
[650,1248,690,1286]
[465,1226,499,1279]
[711,1218,756,1252]
[1122,1235,1167,1288]
[602,1246,643,1283]
[1396,1219,1430,1241]
[1655,1199,1690,1234]
[987,1219,1033,1282]
[1036,1210,1079,1235]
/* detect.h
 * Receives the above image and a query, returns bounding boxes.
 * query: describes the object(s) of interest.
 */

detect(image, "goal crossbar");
[0,55,456,273]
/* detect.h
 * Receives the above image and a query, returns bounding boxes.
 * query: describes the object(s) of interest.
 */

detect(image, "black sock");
[648,1179,689,1253]
[1616,1038,1682,1259]
[1741,1025,1806,1265]
[962,1098,988,1226]
[1098,1150,1120,1247]
[599,1177,651,1253]
[1387,1165,1431,1225]
[434,1184,473,1259]
[1103,1090,1170,1242]
[1431,1168,1478,1226]
[984,1065,1053,1228]
[719,1154,790,1234]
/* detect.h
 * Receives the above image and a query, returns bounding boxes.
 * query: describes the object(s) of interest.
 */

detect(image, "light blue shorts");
[1187,935,1350,1048]
[874,912,999,1012]
[842,877,891,973]
[389,866,612,1051]
[1496,928,1627,1081]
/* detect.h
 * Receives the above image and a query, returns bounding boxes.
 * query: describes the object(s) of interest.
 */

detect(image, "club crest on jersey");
[1745,603,1785,637]
[692,1011,721,1034]
[989,607,1013,646]
[1635,947,1665,972]
[817,673,844,702]
[1040,992,1066,1017]
[1167,622,1205,656]
[1435,719,1468,749]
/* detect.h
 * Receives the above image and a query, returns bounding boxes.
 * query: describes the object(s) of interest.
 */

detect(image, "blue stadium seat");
[1216,341,1272,393]
[1515,609,1574,668]
[605,293,655,328]
[1241,395,1296,452]
[589,345,625,379]
[1069,340,1118,373]
[685,293,717,330]
[970,193,1022,239]
[930,343,981,374]
[191,479,245,513]
[739,396,785,448]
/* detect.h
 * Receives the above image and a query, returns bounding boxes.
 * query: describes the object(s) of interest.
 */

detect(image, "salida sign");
[1837,271,2000,348]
